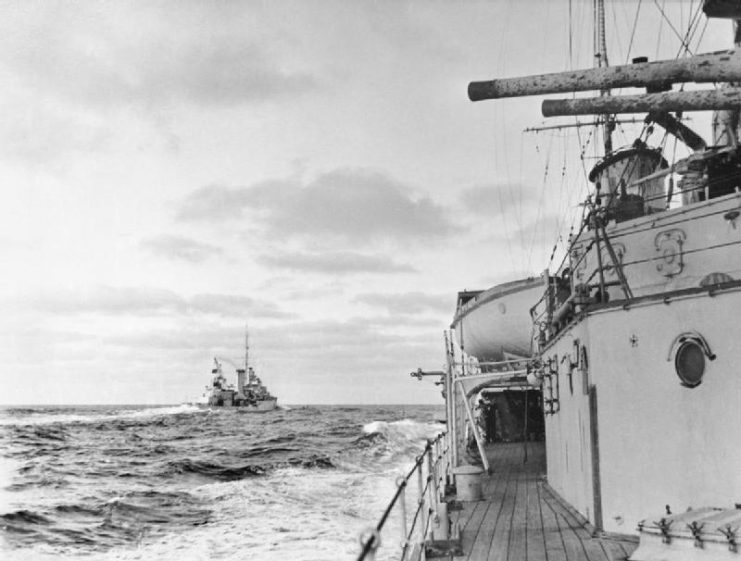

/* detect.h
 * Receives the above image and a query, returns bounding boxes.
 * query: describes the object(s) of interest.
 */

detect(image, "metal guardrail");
[357,431,449,561]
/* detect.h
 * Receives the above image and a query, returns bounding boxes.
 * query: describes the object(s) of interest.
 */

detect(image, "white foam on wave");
[83,466,404,561]
[0,404,202,427]
[362,420,384,434]
[362,417,442,442]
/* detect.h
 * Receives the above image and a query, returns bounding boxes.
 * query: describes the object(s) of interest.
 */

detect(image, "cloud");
[99,316,441,368]
[0,4,316,110]
[176,179,289,221]
[12,286,289,319]
[2,98,112,165]
[189,294,292,319]
[140,235,224,263]
[459,183,532,216]
[354,292,452,315]
[257,251,415,274]
[178,169,460,246]
[27,286,186,316]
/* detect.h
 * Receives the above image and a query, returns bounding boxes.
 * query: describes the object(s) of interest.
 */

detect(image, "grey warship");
[197,329,277,411]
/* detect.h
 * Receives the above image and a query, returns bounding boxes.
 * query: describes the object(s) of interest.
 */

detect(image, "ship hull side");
[199,398,278,412]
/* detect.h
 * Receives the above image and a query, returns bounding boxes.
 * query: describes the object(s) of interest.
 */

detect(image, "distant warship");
[197,329,277,411]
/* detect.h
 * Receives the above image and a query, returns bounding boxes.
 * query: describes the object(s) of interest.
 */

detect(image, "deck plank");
[458,501,482,533]
[541,497,591,561]
[487,465,518,561]
[507,472,527,561]
[537,481,569,561]
[540,489,605,561]
[460,500,490,557]
[525,473,547,561]
[467,470,510,561]
[453,442,639,561]
[539,487,636,561]
[597,538,633,561]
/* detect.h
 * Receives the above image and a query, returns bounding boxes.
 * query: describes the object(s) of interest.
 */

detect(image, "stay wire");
[625,0,643,64]
[653,0,695,55]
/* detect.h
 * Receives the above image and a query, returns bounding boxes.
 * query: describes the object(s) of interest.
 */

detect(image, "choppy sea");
[0,404,444,561]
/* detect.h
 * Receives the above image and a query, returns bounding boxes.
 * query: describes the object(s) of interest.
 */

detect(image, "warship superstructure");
[198,329,277,411]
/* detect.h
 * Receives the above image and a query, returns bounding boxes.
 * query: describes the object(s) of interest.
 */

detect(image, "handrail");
[357,432,449,561]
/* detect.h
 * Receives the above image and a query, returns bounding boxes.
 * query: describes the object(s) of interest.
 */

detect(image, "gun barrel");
[541,88,741,117]
[468,50,741,101]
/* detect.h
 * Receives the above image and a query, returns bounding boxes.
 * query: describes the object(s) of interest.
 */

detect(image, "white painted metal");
[568,192,741,302]
[452,278,543,361]
[456,379,490,473]
[543,284,741,535]
[535,178,741,536]
[451,465,483,501]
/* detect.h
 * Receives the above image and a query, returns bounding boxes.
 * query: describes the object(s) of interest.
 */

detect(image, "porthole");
[675,341,705,388]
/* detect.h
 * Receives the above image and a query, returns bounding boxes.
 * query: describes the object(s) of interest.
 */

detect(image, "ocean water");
[0,404,444,561]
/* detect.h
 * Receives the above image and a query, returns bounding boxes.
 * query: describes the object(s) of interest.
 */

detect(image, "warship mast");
[244,325,250,373]
[594,0,615,155]
[235,326,249,399]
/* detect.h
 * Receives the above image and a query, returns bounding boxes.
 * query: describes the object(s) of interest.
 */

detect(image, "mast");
[244,324,250,373]
[595,0,614,154]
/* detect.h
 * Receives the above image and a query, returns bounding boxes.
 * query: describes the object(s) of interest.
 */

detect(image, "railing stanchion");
[417,453,426,546]
[427,444,438,508]
[397,476,408,559]
[358,433,447,561]
[434,439,440,490]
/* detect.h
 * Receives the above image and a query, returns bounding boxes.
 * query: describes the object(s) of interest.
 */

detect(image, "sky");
[0,1,730,405]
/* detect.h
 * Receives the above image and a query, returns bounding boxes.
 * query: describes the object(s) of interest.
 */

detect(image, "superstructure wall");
[542,286,741,535]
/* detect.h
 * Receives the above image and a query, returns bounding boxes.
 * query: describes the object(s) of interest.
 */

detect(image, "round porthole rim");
[666,330,716,363]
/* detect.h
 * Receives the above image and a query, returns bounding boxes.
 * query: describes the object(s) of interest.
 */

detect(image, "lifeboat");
[451,277,543,361]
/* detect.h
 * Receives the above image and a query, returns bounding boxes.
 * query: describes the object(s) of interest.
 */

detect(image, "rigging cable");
[653,0,695,55]
[625,0,643,63]
[526,133,554,271]
[517,131,527,256]
[675,2,704,58]
[694,17,710,49]
[610,0,625,64]
[568,0,573,69]
[654,0,666,60]
[492,0,517,271]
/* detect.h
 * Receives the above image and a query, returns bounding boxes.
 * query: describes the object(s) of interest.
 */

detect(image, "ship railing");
[357,431,450,561]
[534,170,741,326]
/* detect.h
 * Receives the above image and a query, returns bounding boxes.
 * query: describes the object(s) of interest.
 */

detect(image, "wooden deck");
[450,442,636,561]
